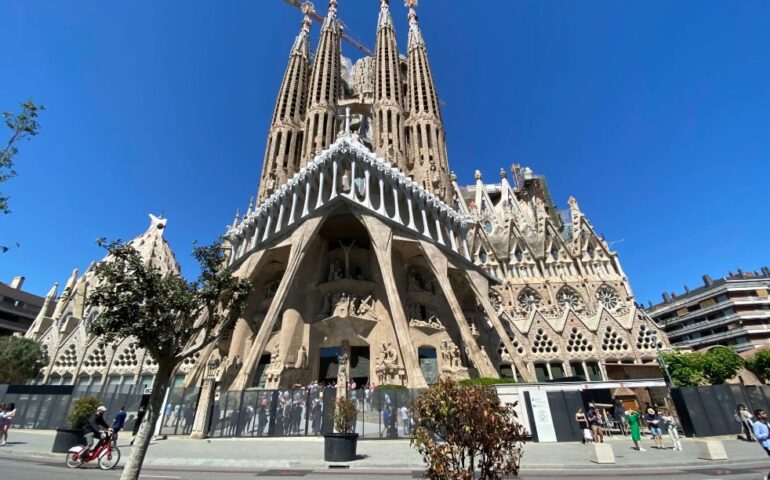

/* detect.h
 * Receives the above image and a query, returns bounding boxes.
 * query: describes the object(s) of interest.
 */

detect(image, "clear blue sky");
[1,0,768,306]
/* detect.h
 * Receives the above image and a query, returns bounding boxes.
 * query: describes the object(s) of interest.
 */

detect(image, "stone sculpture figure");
[376,341,398,369]
[339,240,356,278]
[407,269,424,291]
[295,345,307,369]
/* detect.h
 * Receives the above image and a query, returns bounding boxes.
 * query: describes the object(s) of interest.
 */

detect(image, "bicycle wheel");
[65,449,83,469]
[98,446,121,470]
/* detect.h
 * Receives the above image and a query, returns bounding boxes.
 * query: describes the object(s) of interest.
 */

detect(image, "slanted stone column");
[419,241,497,378]
[189,378,216,439]
[359,214,427,388]
[464,270,534,382]
[230,217,324,391]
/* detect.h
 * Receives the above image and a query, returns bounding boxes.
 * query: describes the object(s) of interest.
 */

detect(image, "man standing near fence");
[111,406,126,446]
[752,409,770,480]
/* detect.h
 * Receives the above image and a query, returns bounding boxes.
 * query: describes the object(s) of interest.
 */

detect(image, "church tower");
[372,0,406,169]
[258,5,313,202]
[301,0,343,165]
[404,0,452,202]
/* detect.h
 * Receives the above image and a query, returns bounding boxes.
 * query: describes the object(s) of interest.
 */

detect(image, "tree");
[663,346,744,386]
[701,346,744,385]
[0,336,45,384]
[411,379,526,480]
[1,99,44,215]
[747,350,770,383]
[87,239,251,480]
[662,350,706,387]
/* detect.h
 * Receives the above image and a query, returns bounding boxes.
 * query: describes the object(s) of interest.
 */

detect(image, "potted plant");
[51,396,100,453]
[323,396,358,462]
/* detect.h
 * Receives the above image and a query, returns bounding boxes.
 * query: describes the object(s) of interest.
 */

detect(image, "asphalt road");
[1,456,769,480]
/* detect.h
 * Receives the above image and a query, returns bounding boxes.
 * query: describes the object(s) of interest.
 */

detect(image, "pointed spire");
[404,0,452,202]
[258,5,315,202]
[378,0,394,30]
[26,282,58,338]
[232,208,241,229]
[373,0,406,168]
[52,269,78,318]
[406,0,425,50]
[301,0,343,162]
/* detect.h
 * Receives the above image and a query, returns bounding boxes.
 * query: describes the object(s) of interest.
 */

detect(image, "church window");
[556,287,583,311]
[551,247,559,261]
[601,326,629,352]
[636,324,663,350]
[566,326,593,353]
[483,221,493,233]
[531,328,557,354]
[478,249,487,263]
[596,286,621,311]
[518,288,541,312]
[513,247,523,262]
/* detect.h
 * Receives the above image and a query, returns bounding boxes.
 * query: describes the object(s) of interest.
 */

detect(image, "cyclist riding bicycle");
[83,405,112,456]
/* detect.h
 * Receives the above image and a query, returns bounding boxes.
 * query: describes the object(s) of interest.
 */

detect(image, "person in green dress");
[627,409,646,451]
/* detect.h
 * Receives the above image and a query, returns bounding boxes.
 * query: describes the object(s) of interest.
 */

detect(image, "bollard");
[590,443,616,464]
[696,440,727,461]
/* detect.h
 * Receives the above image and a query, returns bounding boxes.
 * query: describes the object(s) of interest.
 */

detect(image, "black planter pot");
[323,432,359,462]
[52,428,85,453]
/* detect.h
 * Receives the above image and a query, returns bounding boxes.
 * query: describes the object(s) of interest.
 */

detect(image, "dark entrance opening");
[253,354,271,388]
[318,346,370,386]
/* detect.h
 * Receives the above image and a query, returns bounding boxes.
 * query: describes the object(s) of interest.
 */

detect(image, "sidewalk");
[1,429,769,472]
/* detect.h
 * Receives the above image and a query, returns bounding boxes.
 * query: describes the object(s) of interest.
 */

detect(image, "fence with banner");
[205,387,424,439]
[0,383,157,431]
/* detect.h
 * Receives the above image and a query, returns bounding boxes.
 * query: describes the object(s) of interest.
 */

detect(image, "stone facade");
[25,1,668,397]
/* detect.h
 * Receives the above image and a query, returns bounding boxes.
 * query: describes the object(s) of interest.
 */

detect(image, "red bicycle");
[65,430,121,470]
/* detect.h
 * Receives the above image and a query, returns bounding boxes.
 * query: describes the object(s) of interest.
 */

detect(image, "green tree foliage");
[747,350,770,382]
[67,396,101,430]
[663,346,744,386]
[457,377,517,387]
[1,99,44,215]
[87,239,251,480]
[701,346,745,385]
[411,379,526,480]
[0,336,45,384]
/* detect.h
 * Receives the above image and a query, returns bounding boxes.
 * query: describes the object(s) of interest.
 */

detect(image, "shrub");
[68,396,101,429]
[411,378,526,480]
[747,350,770,382]
[458,377,517,387]
[374,384,408,391]
[333,397,357,434]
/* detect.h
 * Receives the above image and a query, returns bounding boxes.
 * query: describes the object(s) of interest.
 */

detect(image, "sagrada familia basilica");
[25,0,668,395]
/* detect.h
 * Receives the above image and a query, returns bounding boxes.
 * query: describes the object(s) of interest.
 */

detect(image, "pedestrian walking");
[0,402,16,446]
[659,408,682,451]
[644,407,664,449]
[736,404,754,441]
[575,408,592,444]
[613,398,628,435]
[401,406,410,435]
[752,409,770,480]
[111,405,127,446]
[587,403,604,443]
[627,408,645,451]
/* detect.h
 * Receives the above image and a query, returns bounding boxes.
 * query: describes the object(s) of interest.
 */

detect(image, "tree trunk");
[120,362,175,480]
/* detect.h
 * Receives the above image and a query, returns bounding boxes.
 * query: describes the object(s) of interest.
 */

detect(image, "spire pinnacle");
[291,3,314,56]
[405,0,424,50]
[323,0,339,32]
[379,0,394,30]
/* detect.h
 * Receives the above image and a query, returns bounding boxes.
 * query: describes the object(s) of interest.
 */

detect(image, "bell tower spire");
[301,0,343,165]
[258,3,314,202]
[404,0,452,202]
[373,0,406,169]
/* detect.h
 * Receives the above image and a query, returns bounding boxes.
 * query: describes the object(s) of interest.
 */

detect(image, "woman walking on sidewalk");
[627,408,645,451]
[0,402,16,445]
[660,408,682,451]
[575,408,592,444]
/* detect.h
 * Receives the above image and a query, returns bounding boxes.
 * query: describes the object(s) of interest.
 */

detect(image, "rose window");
[557,288,583,311]
[518,288,541,312]
[596,286,620,311]
[55,344,78,368]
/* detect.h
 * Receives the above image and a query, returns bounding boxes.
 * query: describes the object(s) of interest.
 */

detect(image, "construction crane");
[283,0,374,57]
